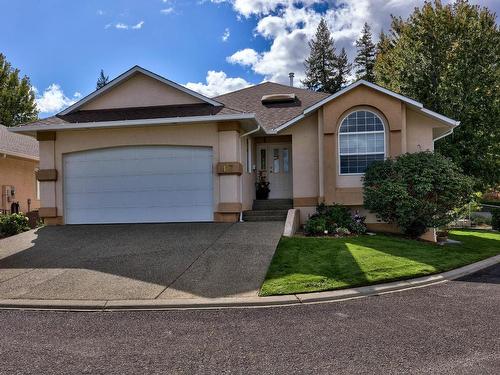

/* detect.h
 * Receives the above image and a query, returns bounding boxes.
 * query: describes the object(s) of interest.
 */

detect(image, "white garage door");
[64,146,213,224]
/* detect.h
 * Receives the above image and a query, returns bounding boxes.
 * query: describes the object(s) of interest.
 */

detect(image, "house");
[0,124,40,214]
[10,66,458,230]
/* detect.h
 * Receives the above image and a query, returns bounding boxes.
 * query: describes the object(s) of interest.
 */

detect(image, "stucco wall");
[80,73,204,110]
[0,156,40,213]
[406,108,436,152]
[40,123,223,221]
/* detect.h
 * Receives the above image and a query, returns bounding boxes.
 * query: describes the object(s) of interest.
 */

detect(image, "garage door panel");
[65,172,213,194]
[64,146,214,224]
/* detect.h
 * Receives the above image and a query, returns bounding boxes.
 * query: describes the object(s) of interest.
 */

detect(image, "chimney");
[289,72,295,87]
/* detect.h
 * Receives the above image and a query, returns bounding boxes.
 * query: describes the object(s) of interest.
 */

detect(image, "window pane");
[340,154,384,174]
[283,148,289,173]
[260,148,266,170]
[273,148,280,173]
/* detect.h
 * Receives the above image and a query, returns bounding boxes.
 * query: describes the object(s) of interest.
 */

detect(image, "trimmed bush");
[492,209,500,231]
[304,204,367,236]
[363,152,474,238]
[0,213,30,237]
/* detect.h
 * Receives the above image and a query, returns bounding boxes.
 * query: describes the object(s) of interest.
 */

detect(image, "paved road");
[0,265,499,375]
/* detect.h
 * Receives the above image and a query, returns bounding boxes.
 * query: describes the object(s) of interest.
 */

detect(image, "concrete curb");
[0,255,498,311]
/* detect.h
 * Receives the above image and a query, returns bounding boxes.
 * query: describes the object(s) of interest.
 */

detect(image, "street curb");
[0,254,498,312]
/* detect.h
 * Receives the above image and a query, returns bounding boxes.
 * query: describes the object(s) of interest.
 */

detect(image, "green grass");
[260,230,500,296]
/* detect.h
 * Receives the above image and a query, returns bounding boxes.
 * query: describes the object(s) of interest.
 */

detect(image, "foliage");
[354,22,376,82]
[492,209,500,231]
[255,171,270,200]
[96,69,109,90]
[304,203,367,236]
[363,152,474,238]
[471,215,491,226]
[374,0,500,188]
[0,213,30,237]
[302,19,351,93]
[261,230,500,296]
[0,54,38,127]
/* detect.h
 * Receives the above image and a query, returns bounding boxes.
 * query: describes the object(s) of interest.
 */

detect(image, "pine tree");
[96,69,109,90]
[333,48,352,91]
[0,54,38,127]
[354,22,376,82]
[302,19,338,93]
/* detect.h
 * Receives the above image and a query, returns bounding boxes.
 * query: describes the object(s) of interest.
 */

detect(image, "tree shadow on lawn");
[261,230,500,296]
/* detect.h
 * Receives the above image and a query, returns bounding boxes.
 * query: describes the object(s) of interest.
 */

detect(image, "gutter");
[9,113,257,134]
[433,128,454,144]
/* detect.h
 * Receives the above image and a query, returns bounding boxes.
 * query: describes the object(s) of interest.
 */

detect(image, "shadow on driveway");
[0,222,284,300]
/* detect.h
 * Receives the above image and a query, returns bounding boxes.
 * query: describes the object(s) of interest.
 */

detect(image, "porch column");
[36,132,61,225]
[215,122,242,222]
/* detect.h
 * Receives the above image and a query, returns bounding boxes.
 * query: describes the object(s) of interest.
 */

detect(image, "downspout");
[433,128,454,145]
[239,120,261,221]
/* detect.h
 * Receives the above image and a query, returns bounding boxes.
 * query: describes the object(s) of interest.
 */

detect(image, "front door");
[256,143,292,199]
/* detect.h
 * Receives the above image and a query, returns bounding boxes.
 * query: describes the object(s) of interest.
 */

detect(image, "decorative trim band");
[217,202,242,213]
[293,197,319,207]
[39,207,57,218]
[216,162,243,175]
[36,169,58,182]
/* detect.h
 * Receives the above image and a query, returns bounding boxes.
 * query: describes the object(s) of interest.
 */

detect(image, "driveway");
[0,222,284,300]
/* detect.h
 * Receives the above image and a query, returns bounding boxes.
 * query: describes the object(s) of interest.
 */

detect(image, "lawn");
[260,230,500,296]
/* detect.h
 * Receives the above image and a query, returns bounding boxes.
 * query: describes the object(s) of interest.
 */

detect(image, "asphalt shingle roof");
[0,124,39,159]
[215,82,329,132]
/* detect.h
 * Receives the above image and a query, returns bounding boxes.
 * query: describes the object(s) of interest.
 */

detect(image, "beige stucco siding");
[0,156,40,213]
[240,137,255,211]
[80,73,204,110]
[406,108,436,152]
[42,123,221,220]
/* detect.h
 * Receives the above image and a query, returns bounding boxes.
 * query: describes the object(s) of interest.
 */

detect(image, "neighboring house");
[10,66,458,229]
[0,124,40,213]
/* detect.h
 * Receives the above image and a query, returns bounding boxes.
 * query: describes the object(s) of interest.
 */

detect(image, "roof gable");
[60,66,222,115]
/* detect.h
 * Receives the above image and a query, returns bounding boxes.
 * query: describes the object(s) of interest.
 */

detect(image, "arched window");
[338,110,385,174]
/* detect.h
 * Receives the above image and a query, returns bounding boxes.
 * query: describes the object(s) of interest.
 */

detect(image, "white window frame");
[337,109,387,176]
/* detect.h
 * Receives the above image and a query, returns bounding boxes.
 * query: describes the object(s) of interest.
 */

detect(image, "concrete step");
[242,209,288,222]
[252,199,293,211]
[242,215,287,222]
[243,210,289,217]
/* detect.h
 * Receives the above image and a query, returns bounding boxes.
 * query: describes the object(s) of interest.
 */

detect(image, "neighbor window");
[338,110,385,174]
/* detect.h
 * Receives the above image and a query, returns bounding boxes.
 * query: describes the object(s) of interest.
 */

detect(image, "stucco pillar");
[215,122,242,222]
[318,108,324,203]
[37,135,59,222]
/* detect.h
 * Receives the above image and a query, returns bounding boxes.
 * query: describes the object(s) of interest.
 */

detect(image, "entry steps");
[242,199,293,222]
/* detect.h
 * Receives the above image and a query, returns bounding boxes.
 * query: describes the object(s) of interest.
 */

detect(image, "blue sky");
[1,0,497,116]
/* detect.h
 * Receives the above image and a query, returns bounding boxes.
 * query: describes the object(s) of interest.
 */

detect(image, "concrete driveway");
[0,222,284,300]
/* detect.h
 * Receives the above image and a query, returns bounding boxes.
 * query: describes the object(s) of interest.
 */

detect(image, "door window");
[273,148,280,173]
[260,148,266,170]
[283,148,289,173]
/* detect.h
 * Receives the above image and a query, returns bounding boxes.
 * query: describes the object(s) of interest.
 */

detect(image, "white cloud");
[218,0,430,85]
[185,70,252,97]
[222,27,230,42]
[160,7,175,14]
[227,48,260,66]
[104,23,112,29]
[113,21,144,30]
[132,20,144,29]
[97,9,105,16]
[35,84,81,114]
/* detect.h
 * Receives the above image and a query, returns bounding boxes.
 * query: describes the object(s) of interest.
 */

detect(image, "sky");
[1,0,498,117]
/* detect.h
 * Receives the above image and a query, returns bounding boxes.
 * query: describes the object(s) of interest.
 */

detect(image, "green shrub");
[471,215,492,226]
[304,216,328,236]
[0,213,30,237]
[304,204,367,236]
[363,152,474,238]
[492,210,500,231]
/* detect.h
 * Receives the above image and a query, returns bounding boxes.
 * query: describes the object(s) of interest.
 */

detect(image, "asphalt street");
[0,264,498,374]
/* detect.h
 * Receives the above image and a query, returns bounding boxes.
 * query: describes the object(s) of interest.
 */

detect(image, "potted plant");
[255,171,270,200]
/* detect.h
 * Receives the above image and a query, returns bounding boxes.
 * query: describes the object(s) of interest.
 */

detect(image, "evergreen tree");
[302,19,338,93]
[96,69,109,90]
[373,0,500,188]
[333,47,351,91]
[354,22,376,82]
[0,54,38,127]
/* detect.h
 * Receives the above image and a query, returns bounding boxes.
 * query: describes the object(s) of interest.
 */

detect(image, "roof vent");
[261,93,297,104]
